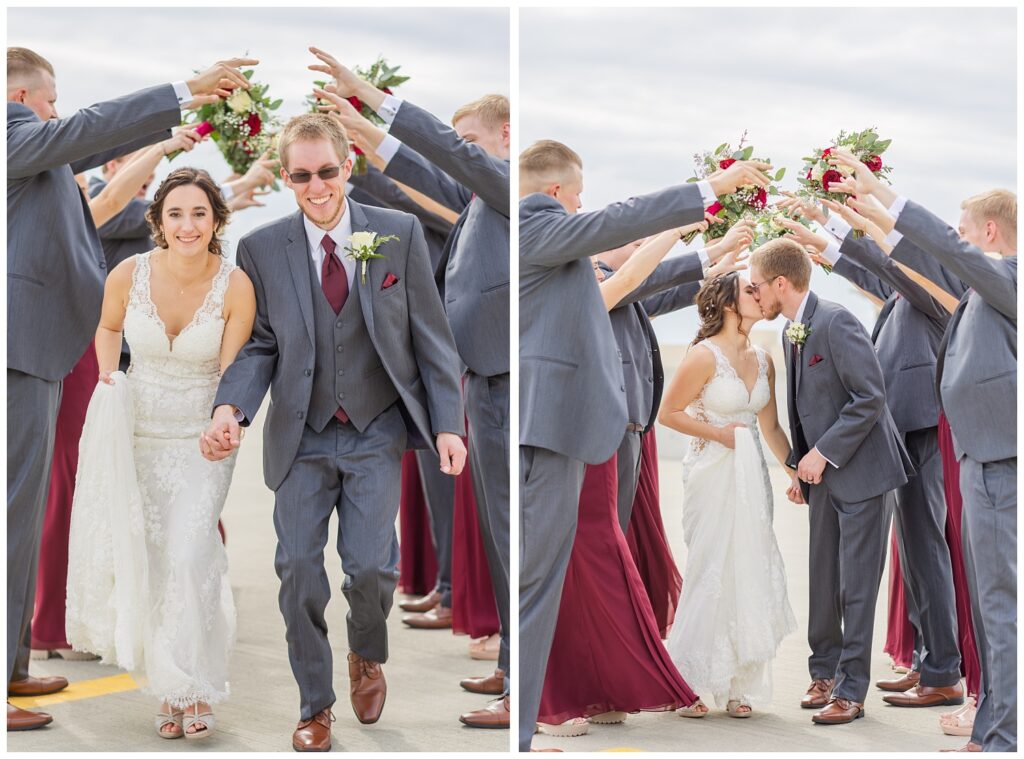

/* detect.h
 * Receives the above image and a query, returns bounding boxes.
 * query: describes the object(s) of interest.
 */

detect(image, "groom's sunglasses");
[286,165,343,184]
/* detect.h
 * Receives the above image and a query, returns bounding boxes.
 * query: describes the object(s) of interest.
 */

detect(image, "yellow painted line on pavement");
[9,673,138,708]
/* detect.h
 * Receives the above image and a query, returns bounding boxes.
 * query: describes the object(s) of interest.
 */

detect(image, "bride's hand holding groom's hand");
[200,405,242,462]
[786,474,805,504]
[797,447,828,485]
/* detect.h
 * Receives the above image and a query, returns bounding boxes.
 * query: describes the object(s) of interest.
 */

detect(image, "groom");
[202,113,466,752]
[749,238,913,725]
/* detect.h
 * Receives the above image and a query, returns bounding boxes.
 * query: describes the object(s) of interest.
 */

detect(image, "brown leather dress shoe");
[402,606,453,630]
[876,670,921,692]
[812,697,865,724]
[348,652,386,724]
[398,590,441,613]
[461,669,505,695]
[292,708,333,752]
[883,681,965,707]
[459,695,510,729]
[8,675,69,697]
[800,678,834,709]
[7,702,53,731]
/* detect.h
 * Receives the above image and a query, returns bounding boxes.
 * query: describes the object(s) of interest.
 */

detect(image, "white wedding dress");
[665,340,795,708]
[67,250,237,709]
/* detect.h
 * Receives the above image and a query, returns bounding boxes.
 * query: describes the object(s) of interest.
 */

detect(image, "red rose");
[864,154,883,172]
[706,201,723,216]
[245,112,261,136]
[821,170,844,192]
[749,187,767,209]
[719,158,736,170]
[347,96,364,112]
[806,168,813,181]
[195,121,215,137]
[821,147,832,158]
[382,87,393,95]
[353,144,364,156]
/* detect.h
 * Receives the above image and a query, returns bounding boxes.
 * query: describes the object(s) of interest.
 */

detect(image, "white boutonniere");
[786,321,811,351]
[345,231,399,285]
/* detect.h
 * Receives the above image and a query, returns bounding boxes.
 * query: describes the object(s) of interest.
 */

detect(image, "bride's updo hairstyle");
[145,167,232,257]
[691,272,741,346]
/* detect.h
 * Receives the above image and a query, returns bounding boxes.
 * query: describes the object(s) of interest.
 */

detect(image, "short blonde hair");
[519,140,582,191]
[277,112,350,170]
[7,47,53,85]
[750,237,811,291]
[452,94,509,129]
[961,189,1017,245]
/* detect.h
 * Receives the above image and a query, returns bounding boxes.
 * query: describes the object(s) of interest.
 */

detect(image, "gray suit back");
[892,201,1017,462]
[386,101,509,377]
[213,203,464,490]
[7,86,180,380]
[785,292,913,503]
[519,185,705,464]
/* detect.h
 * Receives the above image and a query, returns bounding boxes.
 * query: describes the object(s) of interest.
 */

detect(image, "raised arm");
[599,228,692,310]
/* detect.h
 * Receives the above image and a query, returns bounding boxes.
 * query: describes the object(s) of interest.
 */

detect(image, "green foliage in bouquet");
[797,127,892,203]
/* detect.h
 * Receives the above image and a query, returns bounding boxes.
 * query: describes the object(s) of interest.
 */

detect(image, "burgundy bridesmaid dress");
[538,455,697,724]
[884,530,916,670]
[626,428,683,639]
[398,450,439,597]
[451,447,500,638]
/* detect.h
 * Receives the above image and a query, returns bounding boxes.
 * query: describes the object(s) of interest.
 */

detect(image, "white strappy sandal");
[726,699,753,718]
[589,711,628,724]
[183,703,215,740]
[677,700,709,718]
[154,704,184,739]
[536,718,589,737]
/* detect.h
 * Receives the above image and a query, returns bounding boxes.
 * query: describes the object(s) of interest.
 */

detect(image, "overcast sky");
[8,5,509,252]
[521,6,1016,342]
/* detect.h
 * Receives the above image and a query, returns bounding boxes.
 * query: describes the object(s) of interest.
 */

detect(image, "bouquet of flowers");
[687,132,786,244]
[176,70,282,175]
[797,127,892,203]
[307,56,410,175]
[748,209,813,249]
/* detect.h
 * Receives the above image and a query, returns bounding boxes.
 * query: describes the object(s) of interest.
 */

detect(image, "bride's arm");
[218,269,257,374]
[94,259,135,384]
[755,355,805,503]
[658,344,743,449]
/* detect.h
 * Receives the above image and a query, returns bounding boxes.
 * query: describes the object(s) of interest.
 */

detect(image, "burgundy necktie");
[320,234,350,424]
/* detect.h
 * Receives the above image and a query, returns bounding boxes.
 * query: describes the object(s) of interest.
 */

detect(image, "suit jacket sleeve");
[71,129,173,175]
[383,142,472,213]
[403,216,465,436]
[814,309,889,468]
[611,253,704,308]
[895,199,1016,320]
[839,233,949,321]
[833,235,894,302]
[7,85,180,179]
[889,222,969,300]
[351,165,454,239]
[521,185,705,269]
[95,196,152,240]
[640,280,701,318]
[212,238,277,423]
[387,100,509,216]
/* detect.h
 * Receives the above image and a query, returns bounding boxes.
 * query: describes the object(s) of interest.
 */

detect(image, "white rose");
[349,231,378,249]
[836,163,856,177]
[226,90,253,114]
[811,163,826,183]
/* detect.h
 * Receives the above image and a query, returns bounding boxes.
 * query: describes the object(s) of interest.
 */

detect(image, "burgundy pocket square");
[809,354,825,367]
[381,273,400,290]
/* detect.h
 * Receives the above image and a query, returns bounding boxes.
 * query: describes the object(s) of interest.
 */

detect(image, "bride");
[66,167,256,740]
[659,271,798,717]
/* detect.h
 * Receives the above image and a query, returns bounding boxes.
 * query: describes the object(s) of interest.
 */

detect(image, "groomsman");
[781,208,965,707]
[6,45,257,731]
[837,161,1017,751]
[309,48,511,728]
[517,139,771,750]
[597,220,753,532]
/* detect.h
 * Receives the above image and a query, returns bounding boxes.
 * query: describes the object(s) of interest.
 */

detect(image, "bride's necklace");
[162,253,211,296]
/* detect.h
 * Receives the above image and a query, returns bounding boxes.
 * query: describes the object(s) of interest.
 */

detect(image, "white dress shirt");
[304,202,356,290]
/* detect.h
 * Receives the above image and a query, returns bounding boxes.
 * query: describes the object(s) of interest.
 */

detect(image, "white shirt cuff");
[888,195,908,219]
[823,213,852,242]
[219,183,235,202]
[815,447,838,469]
[375,134,402,166]
[696,180,717,208]
[171,80,193,106]
[377,94,402,124]
[821,239,842,266]
[884,228,904,247]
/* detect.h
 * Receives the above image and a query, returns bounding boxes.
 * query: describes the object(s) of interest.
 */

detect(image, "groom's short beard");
[304,195,344,229]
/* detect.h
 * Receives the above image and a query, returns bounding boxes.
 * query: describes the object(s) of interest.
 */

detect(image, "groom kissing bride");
[201,111,466,751]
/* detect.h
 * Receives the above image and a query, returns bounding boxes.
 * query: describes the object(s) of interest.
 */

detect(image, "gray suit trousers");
[807,485,892,703]
[273,406,406,720]
[413,449,455,607]
[6,369,61,683]
[615,429,643,534]
[465,371,510,683]
[960,456,1016,752]
[518,445,585,751]
[891,427,961,686]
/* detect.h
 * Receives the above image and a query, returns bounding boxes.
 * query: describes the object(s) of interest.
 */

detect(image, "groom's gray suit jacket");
[783,292,913,503]
[213,202,465,490]
[891,201,1017,463]
[519,185,705,464]
[832,233,949,435]
[7,86,180,381]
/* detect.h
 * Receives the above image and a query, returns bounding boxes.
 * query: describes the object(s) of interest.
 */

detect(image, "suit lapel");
[795,291,820,395]
[284,210,315,346]
[935,291,970,402]
[348,199,377,338]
